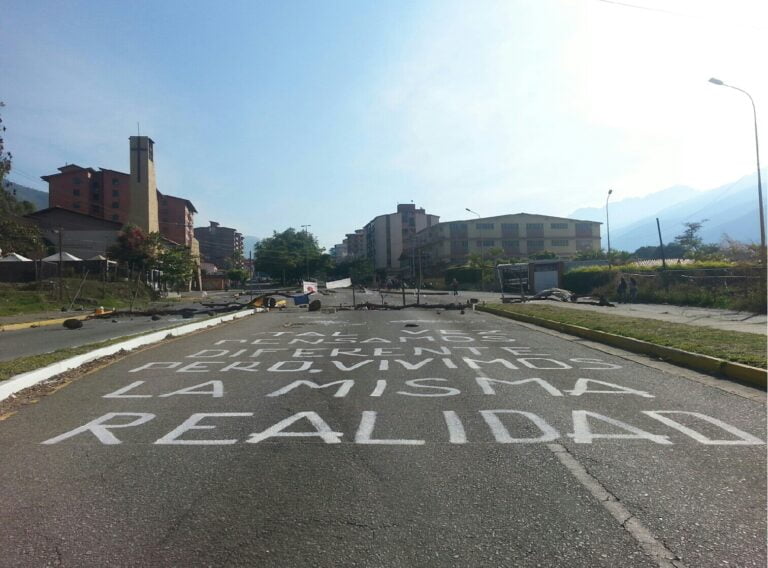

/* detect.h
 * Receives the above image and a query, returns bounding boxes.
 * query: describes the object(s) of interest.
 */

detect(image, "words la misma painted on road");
[40,326,765,447]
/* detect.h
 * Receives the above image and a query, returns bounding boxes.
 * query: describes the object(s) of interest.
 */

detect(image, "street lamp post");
[708,78,765,251]
[466,208,483,290]
[606,189,613,268]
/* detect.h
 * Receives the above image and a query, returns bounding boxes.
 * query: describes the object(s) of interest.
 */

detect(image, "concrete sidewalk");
[523,301,767,336]
[370,288,767,335]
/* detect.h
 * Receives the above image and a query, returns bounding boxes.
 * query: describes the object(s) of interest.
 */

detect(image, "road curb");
[478,306,767,389]
[0,309,255,402]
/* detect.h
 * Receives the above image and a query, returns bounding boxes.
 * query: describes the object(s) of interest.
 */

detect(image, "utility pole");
[301,224,311,281]
[249,249,254,300]
[417,246,422,306]
[606,189,613,268]
[466,208,482,290]
[656,218,667,270]
[57,227,63,301]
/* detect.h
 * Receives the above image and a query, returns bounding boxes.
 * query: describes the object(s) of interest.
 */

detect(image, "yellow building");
[417,213,602,267]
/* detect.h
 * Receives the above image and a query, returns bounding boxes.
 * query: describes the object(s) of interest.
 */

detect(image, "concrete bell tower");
[128,136,159,233]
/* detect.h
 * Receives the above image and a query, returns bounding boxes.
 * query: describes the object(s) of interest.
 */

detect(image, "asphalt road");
[0,292,249,362]
[0,296,765,567]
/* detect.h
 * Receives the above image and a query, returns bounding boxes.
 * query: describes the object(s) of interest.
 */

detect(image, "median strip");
[0,309,255,402]
[478,304,766,388]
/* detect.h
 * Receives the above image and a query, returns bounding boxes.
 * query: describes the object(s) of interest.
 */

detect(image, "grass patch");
[0,317,201,382]
[486,303,767,369]
[0,337,133,382]
[0,279,155,317]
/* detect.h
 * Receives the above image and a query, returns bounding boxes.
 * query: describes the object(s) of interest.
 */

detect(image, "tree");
[466,252,492,288]
[328,257,373,283]
[159,246,196,291]
[719,235,764,263]
[108,225,161,275]
[0,101,45,257]
[253,228,327,284]
[674,220,707,258]
[226,268,248,286]
[0,102,10,189]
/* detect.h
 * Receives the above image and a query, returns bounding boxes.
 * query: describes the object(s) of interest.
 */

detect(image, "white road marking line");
[470,364,686,567]
[547,443,686,568]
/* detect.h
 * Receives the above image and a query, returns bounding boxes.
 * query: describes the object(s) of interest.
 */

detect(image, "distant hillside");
[2,180,48,211]
[569,170,767,251]
[570,185,700,228]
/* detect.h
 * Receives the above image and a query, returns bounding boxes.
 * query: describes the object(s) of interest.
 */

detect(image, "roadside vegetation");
[0,279,154,317]
[0,338,129,382]
[0,318,195,382]
[487,303,767,369]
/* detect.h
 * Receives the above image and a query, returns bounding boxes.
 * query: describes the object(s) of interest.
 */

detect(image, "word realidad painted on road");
[41,410,764,446]
[38,325,765,448]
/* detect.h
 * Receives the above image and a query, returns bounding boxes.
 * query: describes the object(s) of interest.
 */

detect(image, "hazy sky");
[3,0,766,249]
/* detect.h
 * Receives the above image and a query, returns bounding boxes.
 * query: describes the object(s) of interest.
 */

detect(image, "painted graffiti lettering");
[40,410,765,446]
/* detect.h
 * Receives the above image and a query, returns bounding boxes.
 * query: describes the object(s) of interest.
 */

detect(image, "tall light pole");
[301,224,311,281]
[465,207,482,255]
[605,189,613,268]
[466,208,484,289]
[708,77,765,251]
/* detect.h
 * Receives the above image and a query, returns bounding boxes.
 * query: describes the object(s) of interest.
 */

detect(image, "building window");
[112,190,119,197]
[501,223,519,236]
[575,223,592,237]
[502,240,519,249]
[450,222,468,238]
[528,239,545,251]
[73,188,80,196]
[112,201,120,209]
[73,202,80,209]
[74,177,81,185]
[526,223,544,237]
[551,239,569,247]
[478,239,495,247]
[112,214,119,221]
[112,178,119,185]
[551,223,568,230]
[476,222,495,230]
[576,239,593,250]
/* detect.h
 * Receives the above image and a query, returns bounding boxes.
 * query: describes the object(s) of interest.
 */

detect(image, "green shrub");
[563,263,765,313]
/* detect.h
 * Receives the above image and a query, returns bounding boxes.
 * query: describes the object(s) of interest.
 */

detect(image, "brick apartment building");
[158,191,196,247]
[41,137,197,247]
[194,221,244,269]
[42,166,131,224]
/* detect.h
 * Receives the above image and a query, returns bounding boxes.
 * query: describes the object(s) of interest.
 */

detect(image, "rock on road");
[0,303,765,567]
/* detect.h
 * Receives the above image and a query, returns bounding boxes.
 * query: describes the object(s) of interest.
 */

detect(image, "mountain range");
[2,180,49,210]
[569,170,767,251]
